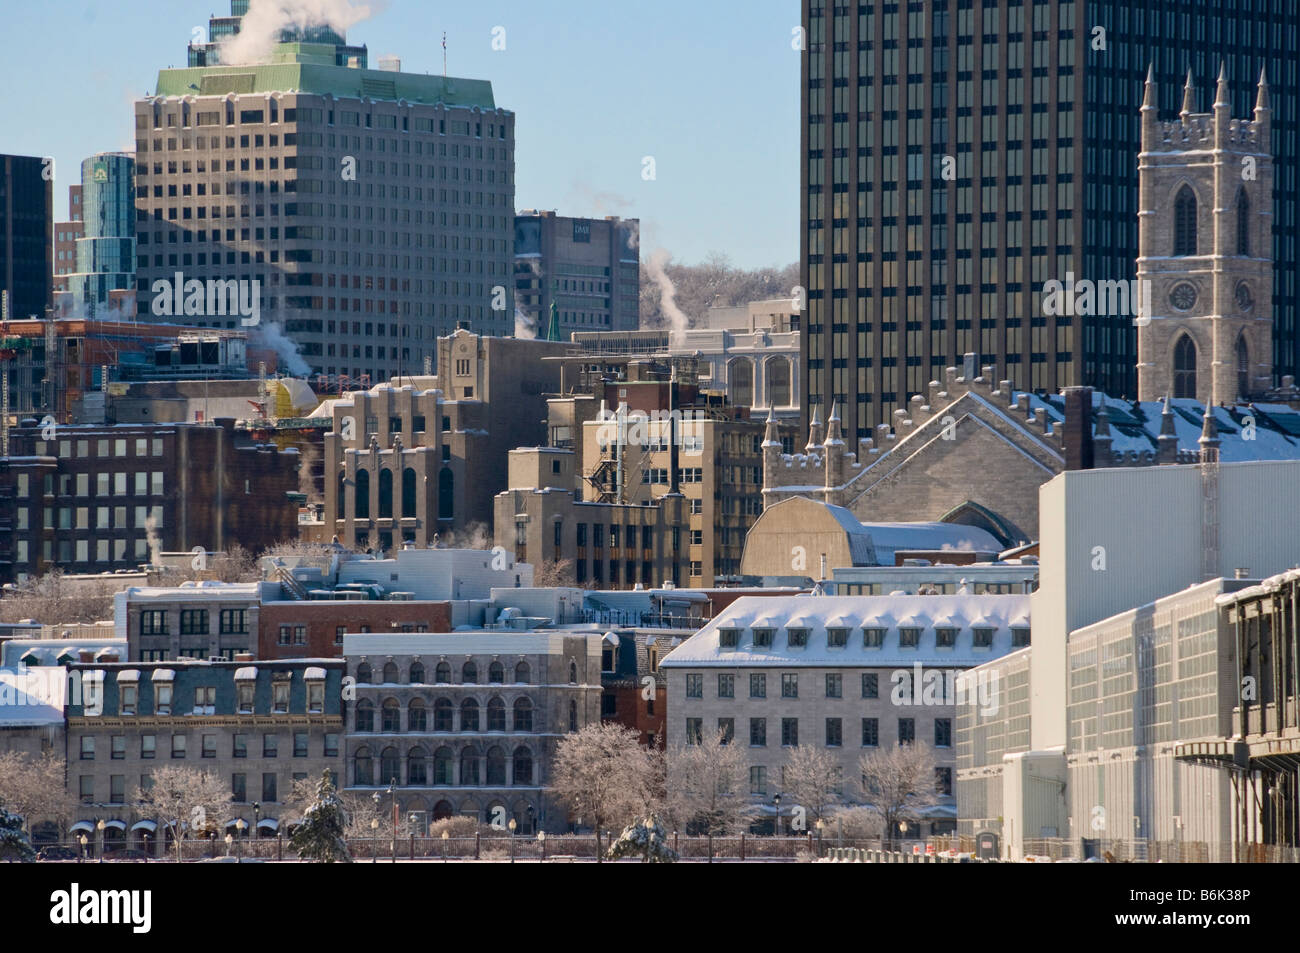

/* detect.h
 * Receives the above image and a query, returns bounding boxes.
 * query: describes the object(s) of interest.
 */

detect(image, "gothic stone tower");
[1137,65,1273,404]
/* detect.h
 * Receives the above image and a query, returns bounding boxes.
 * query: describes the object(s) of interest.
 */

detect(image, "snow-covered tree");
[0,750,72,834]
[858,741,940,850]
[666,729,759,836]
[607,814,678,863]
[290,771,352,863]
[549,723,662,856]
[0,809,35,862]
[780,745,843,827]
[134,766,229,863]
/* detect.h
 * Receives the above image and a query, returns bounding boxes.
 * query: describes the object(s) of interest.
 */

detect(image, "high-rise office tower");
[0,154,52,321]
[61,153,136,318]
[135,3,515,385]
[513,211,640,338]
[800,1,1298,440]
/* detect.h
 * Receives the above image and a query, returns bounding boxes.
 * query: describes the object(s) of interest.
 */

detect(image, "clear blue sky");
[0,0,800,270]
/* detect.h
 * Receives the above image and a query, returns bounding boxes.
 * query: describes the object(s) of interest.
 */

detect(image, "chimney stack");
[1063,386,1095,470]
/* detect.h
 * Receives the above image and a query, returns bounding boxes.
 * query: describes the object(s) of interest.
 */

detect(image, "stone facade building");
[1137,68,1274,404]
[342,630,602,833]
[64,658,346,852]
[320,329,566,546]
[661,593,1031,836]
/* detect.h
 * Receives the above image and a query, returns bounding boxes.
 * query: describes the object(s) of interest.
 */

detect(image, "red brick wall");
[605,684,666,748]
[258,601,452,659]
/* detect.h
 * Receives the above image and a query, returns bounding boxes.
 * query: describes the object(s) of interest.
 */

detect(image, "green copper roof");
[154,46,497,109]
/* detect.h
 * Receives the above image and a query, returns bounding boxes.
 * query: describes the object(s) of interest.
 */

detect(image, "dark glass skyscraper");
[801,0,1298,440]
[0,154,52,321]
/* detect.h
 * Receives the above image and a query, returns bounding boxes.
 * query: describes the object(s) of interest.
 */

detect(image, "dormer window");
[898,627,921,648]
[273,682,290,713]
[863,628,885,648]
[718,628,740,650]
[826,628,849,648]
[935,627,958,649]
[752,628,774,648]
[237,682,255,713]
[1011,627,1030,648]
[786,628,809,649]
[973,627,994,648]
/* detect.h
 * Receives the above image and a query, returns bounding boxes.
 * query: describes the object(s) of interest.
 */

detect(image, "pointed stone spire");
[824,401,844,446]
[805,404,824,452]
[1142,64,1156,109]
[762,406,781,448]
[1159,395,1177,438]
[1198,404,1221,459]
[1094,402,1112,438]
[1255,65,1270,113]
[1092,401,1113,465]
[1214,61,1230,108]
[1180,68,1196,118]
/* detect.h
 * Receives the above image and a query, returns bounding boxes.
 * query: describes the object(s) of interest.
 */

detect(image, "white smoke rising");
[514,305,536,340]
[645,248,689,332]
[252,321,312,376]
[144,513,164,568]
[219,0,376,66]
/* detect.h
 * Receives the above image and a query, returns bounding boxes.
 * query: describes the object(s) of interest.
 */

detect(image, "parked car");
[36,846,80,861]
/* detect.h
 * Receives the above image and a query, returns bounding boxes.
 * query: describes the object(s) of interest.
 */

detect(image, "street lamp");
[408,812,418,860]
[441,829,449,863]
[224,833,233,858]
[815,818,826,857]
[370,817,379,864]
[537,830,546,863]
[387,781,397,864]
[78,834,87,863]
[508,818,517,863]
[96,819,105,863]
[772,794,782,838]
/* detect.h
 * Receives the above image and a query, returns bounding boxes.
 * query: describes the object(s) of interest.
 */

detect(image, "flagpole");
[442,32,447,78]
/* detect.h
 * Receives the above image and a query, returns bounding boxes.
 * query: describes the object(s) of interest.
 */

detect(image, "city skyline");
[0,0,801,271]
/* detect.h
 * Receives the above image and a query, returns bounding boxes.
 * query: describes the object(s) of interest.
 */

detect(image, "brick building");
[0,418,301,583]
[258,600,452,659]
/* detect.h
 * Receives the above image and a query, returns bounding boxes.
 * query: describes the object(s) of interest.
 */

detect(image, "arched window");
[1237,335,1250,399]
[433,747,454,785]
[355,699,374,733]
[513,697,533,732]
[568,660,577,685]
[356,662,372,684]
[485,746,507,786]
[409,661,425,684]
[382,661,399,684]
[462,660,478,684]
[1237,188,1250,257]
[486,697,506,732]
[569,699,578,732]
[488,661,504,683]
[355,469,370,518]
[380,746,400,784]
[337,470,347,519]
[354,747,373,786]
[435,662,451,684]
[438,467,454,520]
[460,698,480,731]
[768,357,791,407]
[407,747,428,785]
[381,698,401,732]
[1174,185,1197,256]
[514,661,530,684]
[730,359,754,407]
[460,747,481,785]
[512,746,533,785]
[1174,334,1198,399]
[408,699,427,732]
[402,468,417,517]
[378,468,393,518]
[432,799,454,820]
[434,698,453,731]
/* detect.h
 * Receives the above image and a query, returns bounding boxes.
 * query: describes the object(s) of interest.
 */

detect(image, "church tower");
[1136,64,1273,404]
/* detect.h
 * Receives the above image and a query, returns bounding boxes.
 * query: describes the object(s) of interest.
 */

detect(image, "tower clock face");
[1170,283,1197,312]
[1235,281,1254,312]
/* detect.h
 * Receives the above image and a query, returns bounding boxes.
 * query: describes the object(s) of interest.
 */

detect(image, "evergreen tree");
[290,771,352,863]
[607,814,677,863]
[0,809,35,863]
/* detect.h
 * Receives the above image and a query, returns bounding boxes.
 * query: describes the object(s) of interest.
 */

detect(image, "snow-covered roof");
[855,521,1002,564]
[660,594,1031,667]
[1,638,127,668]
[0,667,68,725]
[120,581,260,602]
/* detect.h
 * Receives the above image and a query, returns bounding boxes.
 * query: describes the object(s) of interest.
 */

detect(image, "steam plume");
[218,0,375,66]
